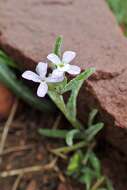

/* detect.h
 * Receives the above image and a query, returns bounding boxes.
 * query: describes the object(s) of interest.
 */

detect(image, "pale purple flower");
[47,51,81,76]
[22,62,64,97]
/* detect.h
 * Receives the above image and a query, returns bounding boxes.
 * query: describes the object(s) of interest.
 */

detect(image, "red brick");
[0,0,127,128]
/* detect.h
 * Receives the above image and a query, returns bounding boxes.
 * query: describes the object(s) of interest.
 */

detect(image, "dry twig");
[0,158,57,178]
[52,114,62,129]
[0,144,34,156]
[0,99,18,163]
[12,173,23,190]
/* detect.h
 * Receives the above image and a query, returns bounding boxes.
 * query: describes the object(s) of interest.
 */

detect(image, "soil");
[0,103,127,190]
[0,104,84,190]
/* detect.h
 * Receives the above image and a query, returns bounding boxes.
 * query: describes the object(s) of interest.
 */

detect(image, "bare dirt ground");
[0,102,84,190]
[0,101,127,190]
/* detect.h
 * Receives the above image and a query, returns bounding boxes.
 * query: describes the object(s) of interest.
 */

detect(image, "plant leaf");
[67,151,83,176]
[0,50,18,69]
[39,128,87,140]
[61,68,95,94]
[66,129,80,146]
[66,68,96,119]
[0,63,55,112]
[53,36,63,57]
[80,167,96,190]
[88,109,98,127]
[85,123,104,142]
[39,129,68,138]
[48,90,66,114]
[89,151,101,177]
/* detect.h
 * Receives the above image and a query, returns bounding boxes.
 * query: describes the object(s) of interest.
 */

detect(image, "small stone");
[26,180,37,190]
[57,183,72,190]
[0,84,14,119]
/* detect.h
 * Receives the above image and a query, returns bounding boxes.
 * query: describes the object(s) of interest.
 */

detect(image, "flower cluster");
[22,51,81,97]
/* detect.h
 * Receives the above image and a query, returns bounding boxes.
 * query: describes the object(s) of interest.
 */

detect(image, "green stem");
[53,141,87,154]
[48,91,83,129]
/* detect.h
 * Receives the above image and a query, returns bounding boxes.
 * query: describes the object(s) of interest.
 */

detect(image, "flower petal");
[46,72,64,83]
[36,62,47,79]
[62,51,76,64]
[47,53,61,65]
[37,82,48,97]
[22,71,41,82]
[67,65,81,75]
[52,69,64,77]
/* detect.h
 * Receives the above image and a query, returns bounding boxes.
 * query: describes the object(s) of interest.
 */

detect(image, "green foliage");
[53,36,63,57]
[67,150,114,190]
[48,36,95,129]
[0,37,114,190]
[67,151,83,176]
[88,109,98,127]
[39,129,69,139]
[0,50,18,69]
[107,0,127,35]
[48,68,95,130]
[39,36,114,189]
[66,129,80,146]
[62,68,95,120]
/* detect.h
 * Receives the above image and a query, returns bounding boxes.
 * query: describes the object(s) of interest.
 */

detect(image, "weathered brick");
[0,0,127,129]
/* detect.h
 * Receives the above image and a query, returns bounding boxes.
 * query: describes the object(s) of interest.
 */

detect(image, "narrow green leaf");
[66,129,80,146]
[48,90,66,114]
[80,168,96,190]
[0,63,55,112]
[0,50,18,69]
[66,68,95,119]
[88,109,98,127]
[53,36,63,56]
[39,128,87,140]
[61,68,96,94]
[39,129,68,138]
[48,90,83,129]
[85,123,104,142]
[89,151,101,177]
[67,151,83,175]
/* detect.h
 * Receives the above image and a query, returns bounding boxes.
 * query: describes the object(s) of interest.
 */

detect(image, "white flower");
[47,51,81,76]
[22,62,64,97]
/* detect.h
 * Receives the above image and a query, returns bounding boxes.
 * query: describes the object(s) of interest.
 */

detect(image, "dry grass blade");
[0,158,57,178]
[52,114,61,129]
[0,99,18,163]
[12,173,23,190]
[0,144,34,156]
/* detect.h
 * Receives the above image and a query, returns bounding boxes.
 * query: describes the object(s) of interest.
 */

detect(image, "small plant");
[22,36,114,189]
[107,0,127,35]
[0,37,114,189]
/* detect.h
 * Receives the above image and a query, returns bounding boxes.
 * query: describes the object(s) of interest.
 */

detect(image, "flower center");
[59,63,65,68]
